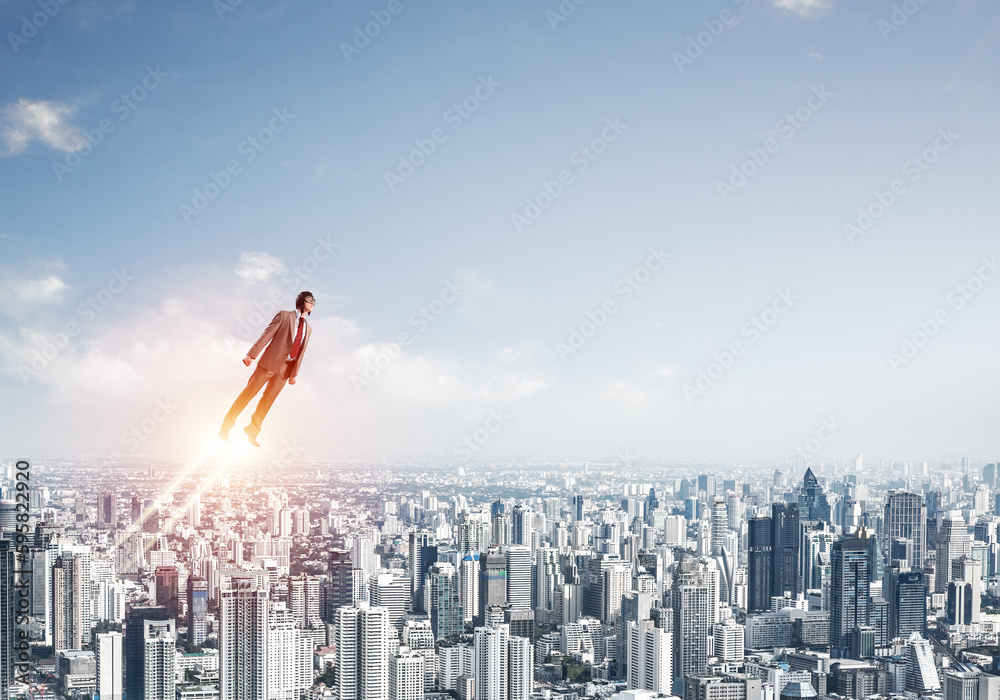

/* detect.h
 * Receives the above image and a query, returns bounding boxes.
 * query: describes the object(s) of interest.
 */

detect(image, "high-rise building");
[771,503,800,599]
[154,566,179,620]
[124,605,169,700]
[408,531,436,614]
[798,468,831,523]
[672,567,711,679]
[267,603,313,700]
[885,568,926,641]
[97,491,117,529]
[884,492,927,571]
[335,602,392,700]
[53,554,83,651]
[504,546,532,611]
[936,514,972,593]
[459,553,479,624]
[477,549,507,627]
[830,536,870,657]
[389,650,424,700]
[187,577,208,646]
[508,634,533,700]
[710,499,729,555]
[327,549,354,620]
[95,631,123,700]
[141,619,176,700]
[1,540,14,700]
[747,517,772,612]
[904,631,941,692]
[627,619,672,693]
[370,573,409,633]
[427,562,464,641]
[947,556,982,626]
[287,574,322,629]
[473,623,508,700]
[220,572,268,700]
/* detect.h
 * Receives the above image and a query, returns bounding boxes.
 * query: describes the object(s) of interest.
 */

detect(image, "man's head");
[296,291,316,315]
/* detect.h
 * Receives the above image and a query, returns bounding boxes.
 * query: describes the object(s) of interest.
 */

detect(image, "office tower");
[130,496,142,524]
[772,503,800,599]
[747,517,772,612]
[884,492,927,571]
[477,549,507,627]
[97,491,117,529]
[664,515,686,546]
[904,632,941,692]
[288,574,322,629]
[124,605,169,700]
[95,631,123,700]
[328,549,354,619]
[710,499,728,555]
[572,495,585,522]
[473,623,509,700]
[830,536,870,657]
[408,531,436,614]
[335,602,391,700]
[389,650,424,700]
[267,604,313,700]
[186,576,208,645]
[428,562,464,641]
[936,514,972,593]
[885,568,926,640]
[370,573,409,633]
[602,564,631,629]
[858,528,885,583]
[947,556,982,626]
[187,493,201,528]
[508,634,533,700]
[798,467,831,523]
[220,572,268,700]
[154,566,179,619]
[535,547,560,614]
[492,513,512,547]
[671,569,710,679]
[53,554,83,651]
[698,474,716,498]
[801,522,834,593]
[141,619,176,700]
[511,505,529,546]
[714,619,744,662]
[503,545,532,611]
[459,554,479,624]
[627,620,672,693]
[1,540,13,700]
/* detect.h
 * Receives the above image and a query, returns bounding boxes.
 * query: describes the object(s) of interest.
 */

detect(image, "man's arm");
[245,312,283,363]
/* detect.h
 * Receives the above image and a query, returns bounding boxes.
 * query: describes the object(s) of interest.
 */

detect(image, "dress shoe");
[244,426,260,447]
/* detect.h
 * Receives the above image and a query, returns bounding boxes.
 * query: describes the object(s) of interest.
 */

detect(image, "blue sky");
[1,0,998,463]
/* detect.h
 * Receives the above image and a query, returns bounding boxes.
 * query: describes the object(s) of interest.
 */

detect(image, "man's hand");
[288,377,297,385]
[243,355,252,367]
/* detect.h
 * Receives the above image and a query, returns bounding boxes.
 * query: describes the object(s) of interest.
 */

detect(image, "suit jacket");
[248,310,311,378]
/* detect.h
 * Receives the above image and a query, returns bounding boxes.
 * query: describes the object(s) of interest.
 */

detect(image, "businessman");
[220,291,314,446]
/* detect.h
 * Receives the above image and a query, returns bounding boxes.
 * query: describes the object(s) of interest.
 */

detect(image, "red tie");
[289,317,305,361]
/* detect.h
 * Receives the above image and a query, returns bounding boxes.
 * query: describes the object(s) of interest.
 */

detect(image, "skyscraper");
[335,602,391,700]
[936,514,972,593]
[187,577,208,646]
[389,650,424,700]
[287,574,322,629]
[798,468,831,523]
[327,549,354,620]
[141,619,176,700]
[508,634,533,700]
[477,549,507,627]
[95,632,123,700]
[747,517,772,612]
[504,545,532,611]
[627,619,672,693]
[885,568,926,640]
[884,492,927,571]
[220,572,268,700]
[154,566,179,619]
[124,605,169,700]
[771,503,800,599]
[97,491,117,529]
[408,531,436,614]
[267,604,313,700]
[370,573,409,633]
[474,623,509,700]
[831,536,871,657]
[427,562,464,641]
[53,554,83,651]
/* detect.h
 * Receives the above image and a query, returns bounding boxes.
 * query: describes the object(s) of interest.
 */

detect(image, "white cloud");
[773,0,830,16]
[235,252,286,282]
[0,265,70,318]
[1,99,86,155]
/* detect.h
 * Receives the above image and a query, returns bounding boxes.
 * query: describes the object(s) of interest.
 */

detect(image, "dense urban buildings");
[3,454,1000,700]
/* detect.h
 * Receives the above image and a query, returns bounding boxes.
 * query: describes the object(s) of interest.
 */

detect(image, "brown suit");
[222,310,311,437]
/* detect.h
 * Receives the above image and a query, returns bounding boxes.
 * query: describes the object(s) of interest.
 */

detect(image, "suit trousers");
[222,361,293,436]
